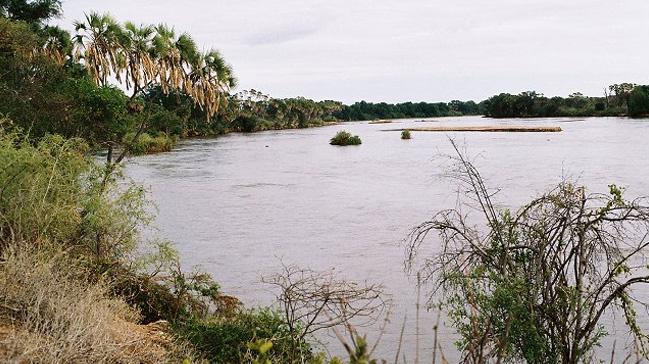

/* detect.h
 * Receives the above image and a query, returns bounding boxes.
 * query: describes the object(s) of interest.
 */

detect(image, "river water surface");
[126,116,649,361]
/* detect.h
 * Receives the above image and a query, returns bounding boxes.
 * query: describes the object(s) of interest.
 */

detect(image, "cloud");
[243,23,322,46]
[56,0,649,103]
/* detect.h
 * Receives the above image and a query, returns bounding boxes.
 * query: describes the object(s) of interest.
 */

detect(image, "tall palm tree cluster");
[72,12,236,120]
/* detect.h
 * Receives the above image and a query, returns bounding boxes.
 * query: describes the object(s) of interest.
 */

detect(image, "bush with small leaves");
[125,132,177,155]
[330,130,361,146]
[407,140,649,363]
[173,309,312,363]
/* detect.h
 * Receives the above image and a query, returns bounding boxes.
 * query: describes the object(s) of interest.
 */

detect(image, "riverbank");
[129,119,341,155]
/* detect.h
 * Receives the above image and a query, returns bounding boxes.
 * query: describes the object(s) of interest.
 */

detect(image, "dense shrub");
[174,309,312,363]
[232,114,265,132]
[0,129,234,361]
[59,78,131,144]
[0,132,150,260]
[401,130,411,139]
[330,130,362,146]
[125,132,177,155]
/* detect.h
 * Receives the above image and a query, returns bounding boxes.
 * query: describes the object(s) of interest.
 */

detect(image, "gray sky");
[57,0,649,103]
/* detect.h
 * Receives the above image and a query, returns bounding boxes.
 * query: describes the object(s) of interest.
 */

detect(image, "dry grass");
[368,120,393,124]
[384,125,562,132]
[0,242,192,363]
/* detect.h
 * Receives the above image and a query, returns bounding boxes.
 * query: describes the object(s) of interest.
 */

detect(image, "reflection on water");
[125,116,649,361]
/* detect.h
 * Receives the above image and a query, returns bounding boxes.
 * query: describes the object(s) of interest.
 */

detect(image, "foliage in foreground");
[174,309,312,364]
[0,130,210,361]
[0,243,191,363]
[0,128,390,363]
[330,130,362,146]
[0,131,148,259]
[406,141,649,363]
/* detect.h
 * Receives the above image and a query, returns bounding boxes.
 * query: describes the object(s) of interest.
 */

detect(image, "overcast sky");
[56,0,649,103]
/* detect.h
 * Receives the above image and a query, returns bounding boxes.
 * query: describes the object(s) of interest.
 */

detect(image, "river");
[126,116,649,361]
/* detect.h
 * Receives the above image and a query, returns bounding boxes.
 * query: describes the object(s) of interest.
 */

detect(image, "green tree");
[628,85,649,118]
[119,22,157,98]
[73,12,124,87]
[0,0,61,24]
[0,18,123,143]
[609,83,637,109]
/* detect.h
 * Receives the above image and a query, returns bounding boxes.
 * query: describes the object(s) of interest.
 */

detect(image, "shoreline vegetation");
[2,0,649,363]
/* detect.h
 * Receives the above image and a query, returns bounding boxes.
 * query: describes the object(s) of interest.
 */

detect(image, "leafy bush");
[148,109,185,135]
[60,78,130,144]
[401,130,411,139]
[0,132,151,260]
[232,114,264,132]
[0,130,228,361]
[174,309,312,363]
[125,132,177,155]
[330,130,361,146]
[0,133,88,245]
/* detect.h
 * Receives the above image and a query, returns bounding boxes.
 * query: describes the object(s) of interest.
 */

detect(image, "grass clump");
[329,130,362,146]
[401,130,411,139]
[0,243,191,363]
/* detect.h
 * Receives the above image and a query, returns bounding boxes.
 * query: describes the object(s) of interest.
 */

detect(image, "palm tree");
[183,50,229,121]
[39,25,73,65]
[71,14,239,169]
[151,24,189,94]
[74,15,236,121]
[73,12,124,86]
[198,50,237,118]
[119,22,156,98]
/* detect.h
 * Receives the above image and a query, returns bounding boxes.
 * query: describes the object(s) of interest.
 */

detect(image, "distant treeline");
[483,84,649,119]
[333,84,649,121]
[334,100,481,120]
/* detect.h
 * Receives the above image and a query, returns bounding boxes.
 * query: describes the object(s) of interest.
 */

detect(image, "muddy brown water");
[126,116,649,361]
